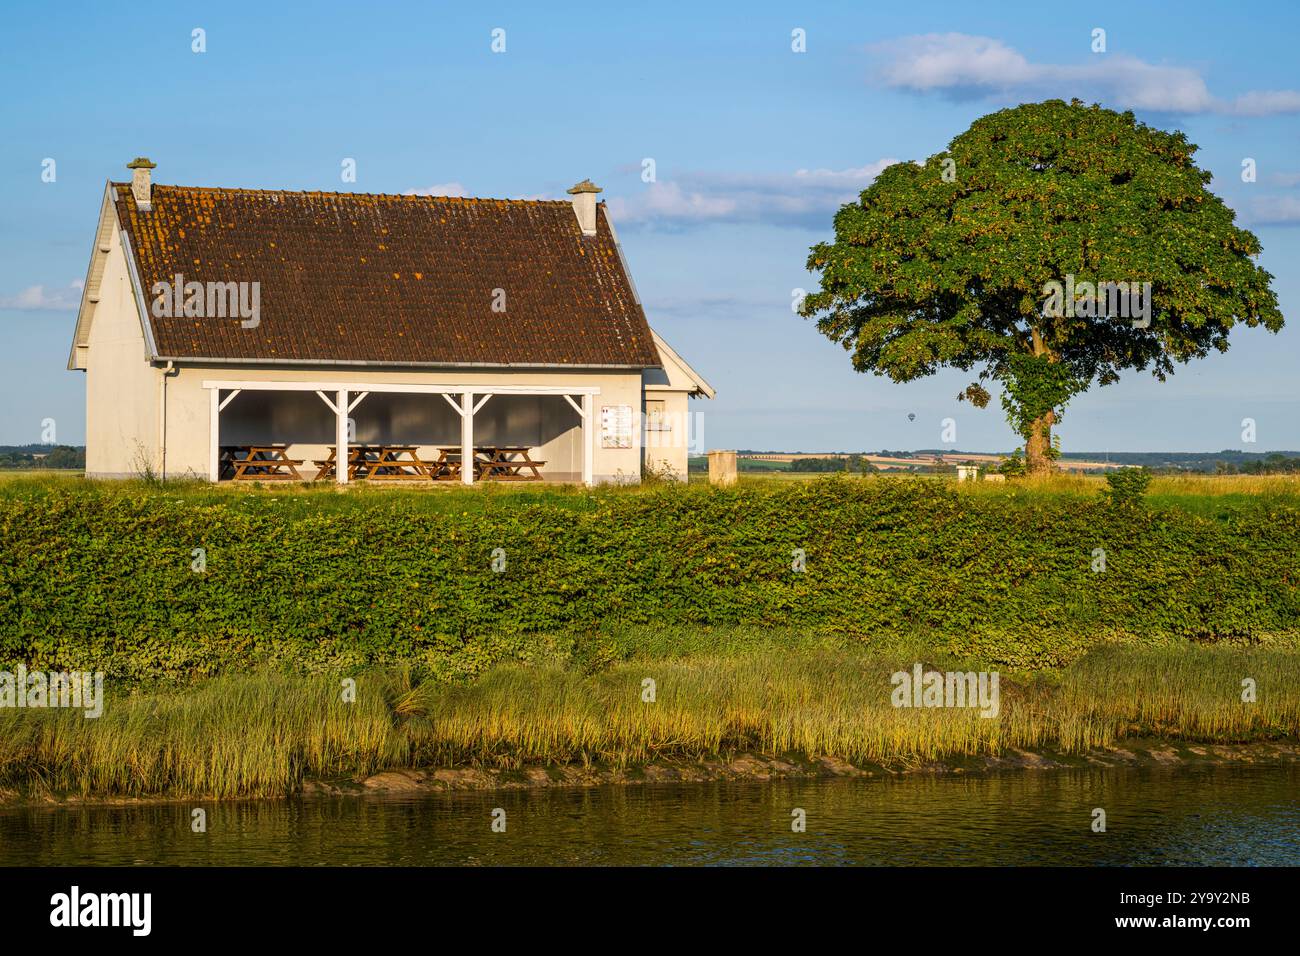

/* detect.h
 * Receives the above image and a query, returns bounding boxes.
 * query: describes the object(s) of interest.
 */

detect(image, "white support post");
[461,391,474,485]
[335,388,349,485]
[209,388,220,482]
[581,393,594,487]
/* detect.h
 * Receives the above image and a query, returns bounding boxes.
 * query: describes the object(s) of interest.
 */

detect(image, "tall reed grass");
[1,645,1294,801]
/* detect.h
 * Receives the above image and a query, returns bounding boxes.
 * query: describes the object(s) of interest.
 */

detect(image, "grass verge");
[2,644,1295,801]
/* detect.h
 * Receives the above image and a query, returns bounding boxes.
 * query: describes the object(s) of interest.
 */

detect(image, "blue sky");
[3,0,1299,452]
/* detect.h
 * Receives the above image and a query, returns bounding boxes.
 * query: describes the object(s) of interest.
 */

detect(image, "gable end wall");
[84,227,159,477]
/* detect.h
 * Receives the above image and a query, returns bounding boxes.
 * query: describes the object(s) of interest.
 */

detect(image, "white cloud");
[402,182,469,197]
[1248,195,1300,225]
[1229,90,1300,117]
[1,281,82,311]
[875,34,1039,93]
[606,160,898,230]
[871,33,1300,116]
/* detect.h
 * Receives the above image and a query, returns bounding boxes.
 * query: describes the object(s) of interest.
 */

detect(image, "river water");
[2,764,1296,866]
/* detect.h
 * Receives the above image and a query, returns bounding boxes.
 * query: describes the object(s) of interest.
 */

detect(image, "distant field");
[739,452,1119,472]
[0,469,84,479]
[718,469,1300,501]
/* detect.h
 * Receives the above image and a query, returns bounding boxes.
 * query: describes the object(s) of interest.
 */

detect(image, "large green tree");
[800,99,1283,473]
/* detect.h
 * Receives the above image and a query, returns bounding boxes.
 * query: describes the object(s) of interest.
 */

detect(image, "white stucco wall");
[84,228,160,478]
[641,389,693,480]
[640,332,711,481]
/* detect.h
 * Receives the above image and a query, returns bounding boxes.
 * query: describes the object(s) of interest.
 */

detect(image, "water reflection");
[2,764,1296,866]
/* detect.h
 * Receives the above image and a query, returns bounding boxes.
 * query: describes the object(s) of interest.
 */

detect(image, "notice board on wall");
[600,404,633,448]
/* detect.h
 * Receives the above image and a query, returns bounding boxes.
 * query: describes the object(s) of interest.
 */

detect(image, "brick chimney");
[127,157,156,211]
[566,179,601,235]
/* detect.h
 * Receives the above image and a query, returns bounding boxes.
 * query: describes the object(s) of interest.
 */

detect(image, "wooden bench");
[359,445,436,481]
[476,446,546,480]
[225,445,304,481]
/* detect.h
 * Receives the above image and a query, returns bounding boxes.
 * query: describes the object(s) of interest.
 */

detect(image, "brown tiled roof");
[112,183,661,367]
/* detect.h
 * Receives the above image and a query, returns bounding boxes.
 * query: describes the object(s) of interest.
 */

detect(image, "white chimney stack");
[566,179,602,236]
[127,156,156,211]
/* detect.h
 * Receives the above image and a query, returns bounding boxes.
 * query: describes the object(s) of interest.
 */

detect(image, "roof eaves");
[152,356,659,370]
[649,328,716,399]
[66,182,118,371]
[119,228,160,362]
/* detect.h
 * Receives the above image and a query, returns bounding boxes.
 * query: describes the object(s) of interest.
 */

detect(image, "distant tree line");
[790,455,957,475]
[1212,454,1300,475]
[0,445,85,469]
[699,449,1300,476]
[791,455,871,473]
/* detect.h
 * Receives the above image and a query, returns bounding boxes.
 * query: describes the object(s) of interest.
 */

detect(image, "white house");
[68,160,713,484]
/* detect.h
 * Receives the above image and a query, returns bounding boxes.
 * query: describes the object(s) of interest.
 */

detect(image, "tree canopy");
[800,99,1283,471]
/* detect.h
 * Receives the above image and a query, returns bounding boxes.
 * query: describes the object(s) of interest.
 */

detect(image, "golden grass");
[1,646,1294,800]
[1147,473,1300,497]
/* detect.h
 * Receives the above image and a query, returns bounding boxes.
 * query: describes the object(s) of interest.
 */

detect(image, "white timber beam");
[581,393,594,487]
[335,388,349,485]
[203,380,601,396]
[461,391,474,485]
[209,388,220,482]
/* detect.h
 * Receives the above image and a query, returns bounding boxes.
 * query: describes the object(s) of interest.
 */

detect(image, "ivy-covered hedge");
[2,478,1298,678]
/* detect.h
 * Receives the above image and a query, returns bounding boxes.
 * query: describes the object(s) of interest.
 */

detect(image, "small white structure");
[69,160,714,484]
[956,465,980,482]
[707,449,738,486]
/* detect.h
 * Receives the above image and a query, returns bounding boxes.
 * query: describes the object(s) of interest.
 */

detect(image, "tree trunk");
[1025,409,1056,475]
[1025,327,1056,475]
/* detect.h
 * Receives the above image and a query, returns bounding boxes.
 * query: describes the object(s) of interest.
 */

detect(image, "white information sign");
[600,404,634,448]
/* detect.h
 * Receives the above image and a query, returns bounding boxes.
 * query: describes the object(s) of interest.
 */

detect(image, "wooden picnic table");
[358,445,436,481]
[427,447,544,480]
[221,445,304,481]
[428,448,465,481]
[307,445,546,482]
[314,445,436,481]
[312,446,365,482]
[474,445,546,481]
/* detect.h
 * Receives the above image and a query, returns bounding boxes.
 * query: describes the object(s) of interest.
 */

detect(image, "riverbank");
[5,739,1298,809]
[2,643,1296,806]
[332,738,1300,794]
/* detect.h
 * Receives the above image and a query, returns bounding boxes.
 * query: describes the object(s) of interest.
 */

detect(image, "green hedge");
[2,478,1298,678]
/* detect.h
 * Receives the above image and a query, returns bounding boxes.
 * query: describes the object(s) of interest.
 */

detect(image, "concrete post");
[708,449,737,487]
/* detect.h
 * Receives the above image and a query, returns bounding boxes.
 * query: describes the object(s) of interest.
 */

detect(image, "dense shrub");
[1105,467,1153,505]
[1,477,1297,678]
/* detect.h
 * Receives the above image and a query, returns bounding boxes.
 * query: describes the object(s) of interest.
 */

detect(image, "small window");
[644,399,670,431]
